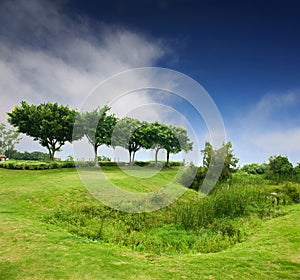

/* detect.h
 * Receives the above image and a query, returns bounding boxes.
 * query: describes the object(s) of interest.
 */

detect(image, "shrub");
[177,164,206,191]
[0,160,76,170]
[241,163,268,175]
[9,150,50,161]
[284,182,300,203]
[100,161,126,167]
[133,161,182,168]
[266,155,294,183]
[270,182,300,204]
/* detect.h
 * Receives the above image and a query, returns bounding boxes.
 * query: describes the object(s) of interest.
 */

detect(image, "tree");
[294,163,300,182]
[267,155,294,183]
[139,123,193,166]
[201,141,238,182]
[141,122,168,166]
[7,101,79,161]
[112,117,145,163]
[9,150,50,160]
[241,163,268,175]
[164,125,193,166]
[78,106,117,167]
[0,122,21,158]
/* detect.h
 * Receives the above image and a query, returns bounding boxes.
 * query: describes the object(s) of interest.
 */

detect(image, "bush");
[241,163,268,175]
[178,164,206,191]
[270,182,300,204]
[0,160,76,170]
[284,182,300,203]
[98,156,111,162]
[75,161,96,168]
[9,150,50,161]
[266,155,294,183]
[134,161,182,168]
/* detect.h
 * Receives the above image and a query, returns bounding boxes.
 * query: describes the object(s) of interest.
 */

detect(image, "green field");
[0,167,299,279]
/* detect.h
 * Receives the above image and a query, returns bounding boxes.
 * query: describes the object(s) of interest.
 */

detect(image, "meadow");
[0,166,299,279]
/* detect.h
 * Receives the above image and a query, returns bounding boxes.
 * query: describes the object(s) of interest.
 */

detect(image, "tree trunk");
[48,145,55,161]
[50,152,55,161]
[94,144,99,167]
[155,148,160,166]
[132,151,136,162]
[166,150,170,167]
[129,151,132,164]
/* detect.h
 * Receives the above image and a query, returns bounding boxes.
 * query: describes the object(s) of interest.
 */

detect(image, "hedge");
[0,160,75,170]
[0,160,183,170]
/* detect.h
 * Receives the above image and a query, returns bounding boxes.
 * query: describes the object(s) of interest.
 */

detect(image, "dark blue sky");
[68,0,300,164]
[68,0,300,113]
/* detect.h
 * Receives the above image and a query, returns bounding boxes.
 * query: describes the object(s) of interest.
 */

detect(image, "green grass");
[0,167,299,279]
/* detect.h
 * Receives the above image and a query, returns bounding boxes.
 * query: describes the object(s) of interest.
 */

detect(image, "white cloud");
[0,0,173,157]
[256,90,299,113]
[0,1,167,119]
[251,128,300,154]
[229,91,300,165]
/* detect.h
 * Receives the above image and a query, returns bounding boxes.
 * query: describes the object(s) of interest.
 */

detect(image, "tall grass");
[44,182,283,254]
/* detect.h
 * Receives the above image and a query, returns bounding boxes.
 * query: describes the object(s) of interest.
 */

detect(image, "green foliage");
[7,101,79,160]
[44,173,282,255]
[133,160,182,167]
[270,182,300,204]
[112,117,144,163]
[140,121,168,165]
[179,142,239,192]
[266,155,294,183]
[173,184,276,230]
[178,164,206,191]
[1,167,300,279]
[291,163,300,183]
[112,119,193,165]
[0,160,75,169]
[167,125,193,166]
[142,122,193,166]
[77,106,117,166]
[0,160,182,169]
[202,141,239,182]
[98,155,111,161]
[241,163,268,175]
[9,150,50,160]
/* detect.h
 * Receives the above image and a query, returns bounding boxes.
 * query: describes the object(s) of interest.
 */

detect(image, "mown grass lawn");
[0,167,299,279]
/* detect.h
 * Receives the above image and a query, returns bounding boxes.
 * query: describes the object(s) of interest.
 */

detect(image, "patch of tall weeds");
[44,183,283,254]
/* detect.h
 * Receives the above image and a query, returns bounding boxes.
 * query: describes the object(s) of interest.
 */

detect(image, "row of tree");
[7,101,193,165]
[8,151,50,161]
[242,155,300,183]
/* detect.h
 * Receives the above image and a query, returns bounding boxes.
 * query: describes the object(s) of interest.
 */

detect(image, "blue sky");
[0,0,300,165]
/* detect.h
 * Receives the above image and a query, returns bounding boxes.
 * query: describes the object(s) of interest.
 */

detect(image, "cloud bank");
[230,90,300,165]
[0,0,167,121]
[0,0,180,158]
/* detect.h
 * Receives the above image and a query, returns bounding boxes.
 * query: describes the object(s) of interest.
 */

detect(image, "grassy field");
[0,167,299,279]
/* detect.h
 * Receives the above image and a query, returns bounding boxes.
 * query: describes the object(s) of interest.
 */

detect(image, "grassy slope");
[0,168,299,280]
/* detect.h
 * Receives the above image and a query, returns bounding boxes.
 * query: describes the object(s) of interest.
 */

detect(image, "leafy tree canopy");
[201,141,239,182]
[112,117,145,163]
[7,101,79,161]
[78,106,117,166]
[266,155,294,183]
